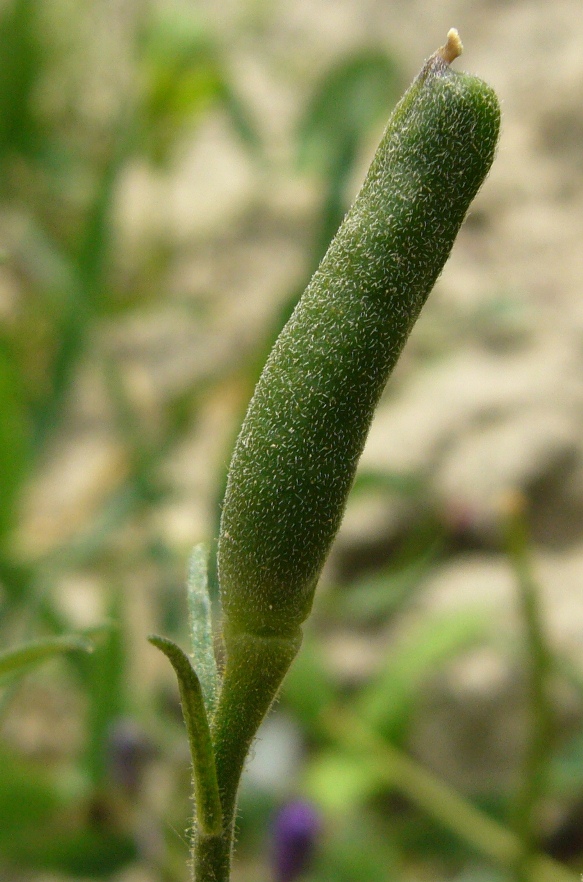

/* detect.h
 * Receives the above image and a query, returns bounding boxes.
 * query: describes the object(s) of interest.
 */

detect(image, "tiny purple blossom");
[272,800,321,882]
[106,717,154,795]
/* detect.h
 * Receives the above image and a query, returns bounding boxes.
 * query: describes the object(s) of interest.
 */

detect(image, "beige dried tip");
[439,28,463,64]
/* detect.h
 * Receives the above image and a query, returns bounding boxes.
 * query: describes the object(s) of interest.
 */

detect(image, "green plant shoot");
[153,30,501,882]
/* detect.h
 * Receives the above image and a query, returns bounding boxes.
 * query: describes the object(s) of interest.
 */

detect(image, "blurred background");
[2,0,583,880]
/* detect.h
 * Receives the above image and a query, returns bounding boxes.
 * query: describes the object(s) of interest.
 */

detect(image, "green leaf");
[139,9,260,164]
[297,49,402,176]
[0,0,46,169]
[187,543,219,717]
[0,340,30,542]
[304,750,380,815]
[355,608,492,743]
[81,604,125,787]
[217,78,262,158]
[297,49,403,260]
[0,634,93,681]
[329,549,436,626]
[149,634,222,836]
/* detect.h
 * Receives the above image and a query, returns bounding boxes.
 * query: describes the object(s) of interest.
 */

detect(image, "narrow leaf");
[355,608,491,742]
[0,635,93,680]
[186,544,219,717]
[297,49,401,174]
[148,635,222,836]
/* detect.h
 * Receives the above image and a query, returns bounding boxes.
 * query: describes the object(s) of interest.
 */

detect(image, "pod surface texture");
[218,51,501,638]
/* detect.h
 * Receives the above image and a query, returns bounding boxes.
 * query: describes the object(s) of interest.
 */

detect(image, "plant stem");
[193,830,233,882]
[193,628,302,881]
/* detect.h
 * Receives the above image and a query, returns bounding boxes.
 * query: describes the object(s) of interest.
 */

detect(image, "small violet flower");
[106,717,154,796]
[272,800,321,882]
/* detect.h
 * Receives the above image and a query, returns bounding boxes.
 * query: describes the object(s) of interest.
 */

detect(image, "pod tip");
[439,28,463,65]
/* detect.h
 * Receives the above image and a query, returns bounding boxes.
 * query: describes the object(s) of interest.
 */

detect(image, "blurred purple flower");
[272,800,321,882]
[106,717,155,796]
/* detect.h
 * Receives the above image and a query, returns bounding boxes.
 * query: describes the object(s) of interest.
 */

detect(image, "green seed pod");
[218,30,500,642]
[203,36,500,871]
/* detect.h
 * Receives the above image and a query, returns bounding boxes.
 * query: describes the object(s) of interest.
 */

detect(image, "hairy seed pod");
[202,37,501,872]
[217,31,500,644]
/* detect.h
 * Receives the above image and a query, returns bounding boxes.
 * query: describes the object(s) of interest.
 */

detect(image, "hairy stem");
[193,629,302,881]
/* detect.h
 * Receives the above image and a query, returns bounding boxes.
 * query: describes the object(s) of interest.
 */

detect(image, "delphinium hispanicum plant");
[150,30,500,882]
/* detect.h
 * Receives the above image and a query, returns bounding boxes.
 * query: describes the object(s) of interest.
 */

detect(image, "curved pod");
[218,33,500,642]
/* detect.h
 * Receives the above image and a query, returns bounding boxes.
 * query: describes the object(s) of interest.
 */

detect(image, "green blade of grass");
[0,634,93,680]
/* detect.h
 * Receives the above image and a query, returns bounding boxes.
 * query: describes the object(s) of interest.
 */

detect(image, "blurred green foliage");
[297,49,402,259]
[0,0,261,876]
[1,1,583,882]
